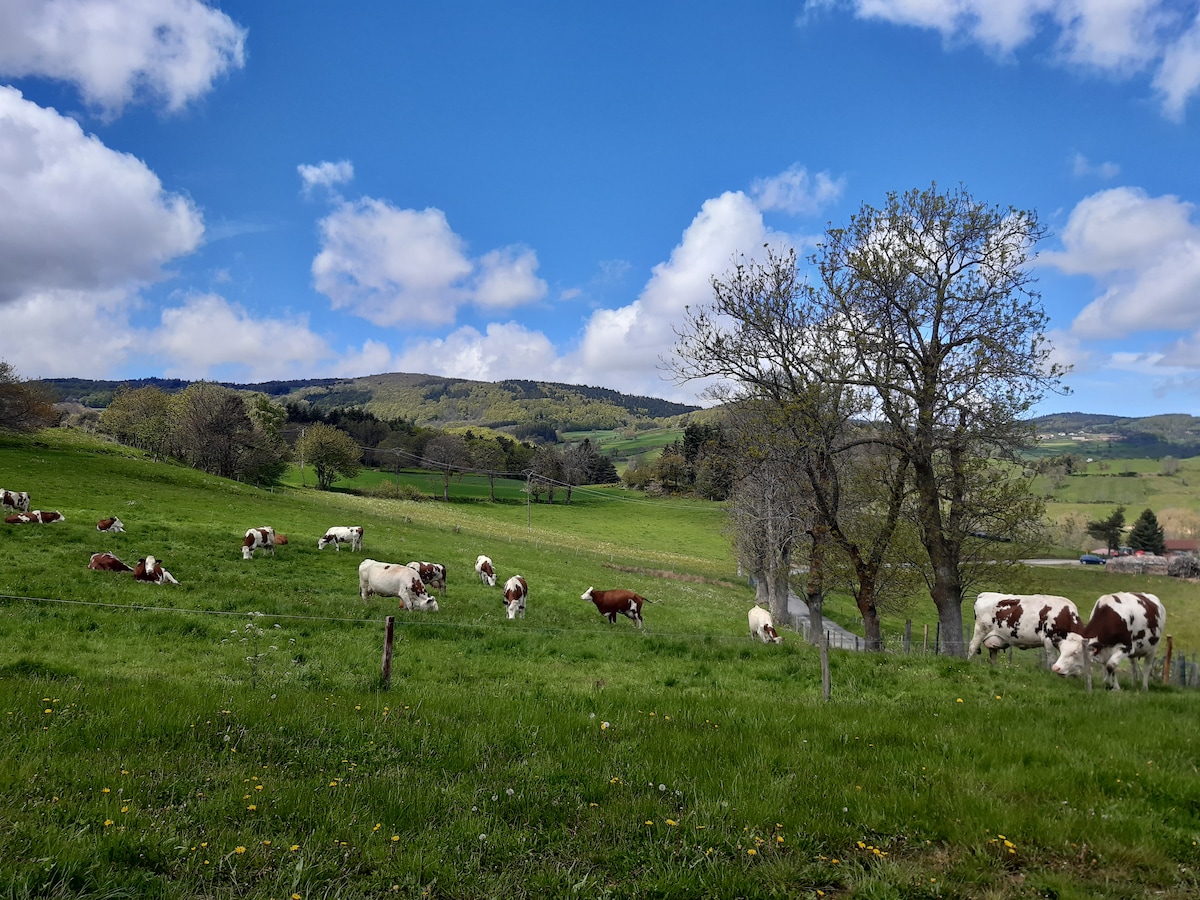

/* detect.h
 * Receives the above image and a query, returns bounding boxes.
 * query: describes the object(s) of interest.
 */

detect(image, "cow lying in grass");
[97,516,125,533]
[88,552,133,572]
[133,556,179,584]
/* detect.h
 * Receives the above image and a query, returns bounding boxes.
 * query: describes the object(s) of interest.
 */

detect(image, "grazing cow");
[358,559,438,611]
[96,516,125,533]
[748,605,782,644]
[133,555,179,584]
[407,561,447,591]
[582,586,646,627]
[968,592,1081,663]
[88,552,134,572]
[503,575,528,619]
[1052,592,1166,691]
[475,555,496,586]
[5,513,34,524]
[1,489,30,513]
[242,526,276,559]
[29,510,65,524]
[318,525,363,552]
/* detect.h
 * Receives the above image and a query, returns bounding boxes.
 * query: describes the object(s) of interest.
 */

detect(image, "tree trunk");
[855,577,883,651]
[803,528,827,645]
[913,457,966,656]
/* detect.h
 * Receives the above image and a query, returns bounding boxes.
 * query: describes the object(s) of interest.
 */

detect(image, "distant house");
[1164,539,1199,558]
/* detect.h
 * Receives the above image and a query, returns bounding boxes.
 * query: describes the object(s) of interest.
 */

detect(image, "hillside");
[44,372,702,432]
[1030,411,1200,458]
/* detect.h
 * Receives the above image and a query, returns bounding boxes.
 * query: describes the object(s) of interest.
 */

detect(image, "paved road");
[786,591,866,650]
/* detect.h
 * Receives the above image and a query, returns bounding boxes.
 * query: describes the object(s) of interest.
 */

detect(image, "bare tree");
[0,361,58,433]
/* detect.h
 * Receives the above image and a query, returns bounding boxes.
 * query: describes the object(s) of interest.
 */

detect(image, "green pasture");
[2,430,1200,899]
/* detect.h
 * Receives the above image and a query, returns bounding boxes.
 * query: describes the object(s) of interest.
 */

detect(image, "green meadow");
[2,430,1199,899]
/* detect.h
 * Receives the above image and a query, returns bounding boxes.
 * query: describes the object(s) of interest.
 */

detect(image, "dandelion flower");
[293,894,302,899]
[747,848,757,856]
[103,819,114,826]
[102,788,111,794]
[665,819,677,826]
[392,835,400,842]
[248,804,257,811]
[235,846,246,854]
[956,698,963,703]
[601,721,610,730]
[645,820,653,826]
[290,844,300,851]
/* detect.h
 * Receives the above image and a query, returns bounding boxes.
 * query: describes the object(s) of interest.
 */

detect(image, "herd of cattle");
[4,487,1172,686]
[968,590,1167,691]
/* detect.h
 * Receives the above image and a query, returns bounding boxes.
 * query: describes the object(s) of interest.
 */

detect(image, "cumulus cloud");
[311,198,547,327]
[298,159,354,197]
[0,0,247,116]
[0,86,204,305]
[146,294,333,381]
[394,322,567,383]
[1042,187,1200,338]
[818,0,1200,119]
[0,288,138,377]
[572,191,786,397]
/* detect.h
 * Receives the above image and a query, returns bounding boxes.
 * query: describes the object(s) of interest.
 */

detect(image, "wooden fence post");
[821,630,831,701]
[922,624,929,654]
[381,616,395,687]
[1161,635,1173,685]
[904,619,912,654]
[1084,639,1092,694]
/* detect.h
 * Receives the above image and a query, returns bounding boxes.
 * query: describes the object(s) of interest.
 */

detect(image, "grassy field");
[2,430,1200,899]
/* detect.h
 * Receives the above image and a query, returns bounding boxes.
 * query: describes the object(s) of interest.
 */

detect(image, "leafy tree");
[173,382,258,479]
[1086,506,1126,555]
[296,423,362,490]
[1128,508,1166,555]
[100,385,176,460]
[422,434,470,501]
[675,184,1063,656]
[530,444,563,502]
[467,437,509,500]
[0,361,58,433]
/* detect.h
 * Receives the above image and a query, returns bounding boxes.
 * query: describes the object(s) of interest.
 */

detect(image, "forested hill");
[1030,412,1200,458]
[44,372,703,432]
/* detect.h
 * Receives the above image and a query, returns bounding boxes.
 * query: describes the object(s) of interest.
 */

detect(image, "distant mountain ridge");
[44,371,703,433]
[1030,411,1200,458]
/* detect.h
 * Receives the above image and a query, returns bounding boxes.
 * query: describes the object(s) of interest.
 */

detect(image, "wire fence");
[786,612,1199,688]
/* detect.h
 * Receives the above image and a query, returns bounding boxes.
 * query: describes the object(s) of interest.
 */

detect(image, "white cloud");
[146,294,333,381]
[311,198,547,327]
[394,322,567,383]
[572,191,787,398]
[0,288,137,377]
[1070,152,1119,179]
[298,159,354,197]
[751,164,845,215]
[1043,187,1200,337]
[0,0,246,116]
[1155,11,1200,120]
[830,0,1200,118]
[0,85,204,304]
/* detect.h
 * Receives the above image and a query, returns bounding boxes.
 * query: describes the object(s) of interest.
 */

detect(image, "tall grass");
[2,430,1199,899]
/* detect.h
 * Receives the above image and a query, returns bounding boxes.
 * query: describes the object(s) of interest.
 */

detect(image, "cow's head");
[1050,633,1095,677]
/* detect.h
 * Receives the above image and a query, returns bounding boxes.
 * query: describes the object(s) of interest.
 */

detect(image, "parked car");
[1079,553,1106,565]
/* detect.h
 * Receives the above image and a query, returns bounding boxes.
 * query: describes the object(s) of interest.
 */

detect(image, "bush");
[367,480,427,501]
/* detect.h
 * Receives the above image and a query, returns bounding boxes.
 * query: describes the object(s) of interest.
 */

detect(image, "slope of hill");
[44,372,702,432]
[1030,411,1200,458]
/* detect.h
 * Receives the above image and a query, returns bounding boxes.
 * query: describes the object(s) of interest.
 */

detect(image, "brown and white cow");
[475,555,496,587]
[5,513,34,524]
[1052,592,1166,691]
[242,526,276,559]
[968,592,1081,663]
[1,489,31,513]
[318,526,363,552]
[133,555,179,584]
[503,575,528,619]
[407,561,447,591]
[582,586,646,627]
[97,516,125,533]
[29,510,65,524]
[748,605,782,644]
[88,552,134,572]
[359,559,438,611]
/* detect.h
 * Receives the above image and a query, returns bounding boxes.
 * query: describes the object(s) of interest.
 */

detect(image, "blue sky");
[2,1,1200,418]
